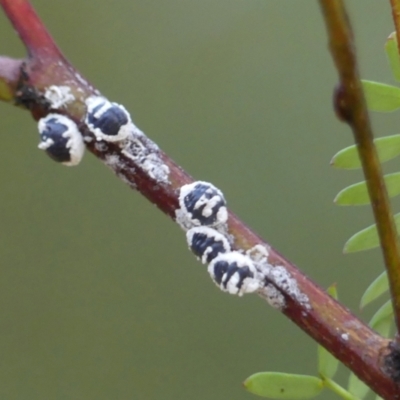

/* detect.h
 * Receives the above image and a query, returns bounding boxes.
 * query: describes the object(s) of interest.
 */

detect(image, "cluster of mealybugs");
[179,181,260,296]
[36,96,260,296]
[37,96,132,166]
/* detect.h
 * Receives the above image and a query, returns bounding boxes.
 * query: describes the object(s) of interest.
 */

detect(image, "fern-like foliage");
[244,286,370,399]
[243,32,399,400]
[330,32,400,340]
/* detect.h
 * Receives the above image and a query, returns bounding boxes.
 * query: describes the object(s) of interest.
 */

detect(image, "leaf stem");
[323,378,359,400]
[389,0,400,60]
[319,0,400,339]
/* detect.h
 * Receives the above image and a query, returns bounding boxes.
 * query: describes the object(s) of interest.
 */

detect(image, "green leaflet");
[244,372,323,399]
[335,172,400,205]
[362,80,400,112]
[331,135,400,169]
[318,346,339,380]
[385,32,400,82]
[348,373,370,400]
[327,284,338,299]
[324,378,360,400]
[344,213,400,253]
[360,271,388,308]
[369,299,393,331]
[373,314,392,338]
[0,79,15,102]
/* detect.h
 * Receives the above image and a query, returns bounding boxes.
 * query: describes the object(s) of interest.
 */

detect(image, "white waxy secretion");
[186,226,231,264]
[260,284,286,310]
[38,114,85,166]
[208,251,260,296]
[177,181,228,229]
[44,85,75,109]
[85,96,132,142]
[268,265,311,310]
[120,130,170,184]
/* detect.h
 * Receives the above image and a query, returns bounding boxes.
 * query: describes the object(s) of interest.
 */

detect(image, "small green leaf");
[0,79,14,102]
[362,80,400,112]
[344,213,400,253]
[331,135,400,169]
[344,224,377,253]
[348,373,370,399]
[360,271,388,308]
[327,284,338,300]
[335,172,400,205]
[385,32,400,82]
[373,314,392,338]
[369,299,393,331]
[334,182,368,205]
[244,372,323,399]
[324,378,359,400]
[318,346,339,380]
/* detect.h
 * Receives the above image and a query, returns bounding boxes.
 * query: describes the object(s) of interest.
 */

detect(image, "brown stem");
[1,1,399,398]
[390,0,400,59]
[320,0,400,342]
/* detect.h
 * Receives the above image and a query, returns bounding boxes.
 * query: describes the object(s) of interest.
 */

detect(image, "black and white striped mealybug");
[85,96,131,142]
[38,114,85,166]
[186,226,230,264]
[208,252,260,296]
[179,181,228,228]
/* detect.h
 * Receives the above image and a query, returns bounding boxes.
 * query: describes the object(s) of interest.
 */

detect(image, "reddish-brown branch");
[1,1,399,398]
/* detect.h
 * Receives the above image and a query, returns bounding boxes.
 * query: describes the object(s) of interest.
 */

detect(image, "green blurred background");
[0,1,397,399]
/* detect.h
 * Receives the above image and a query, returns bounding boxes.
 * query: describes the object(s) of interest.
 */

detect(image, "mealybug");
[186,226,230,264]
[85,96,131,142]
[178,181,228,228]
[38,114,85,166]
[208,252,260,296]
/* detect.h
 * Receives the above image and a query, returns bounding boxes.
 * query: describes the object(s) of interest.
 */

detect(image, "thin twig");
[390,0,400,59]
[320,0,400,339]
[1,1,399,398]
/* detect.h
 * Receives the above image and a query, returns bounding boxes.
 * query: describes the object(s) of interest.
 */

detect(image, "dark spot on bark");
[383,341,400,384]
[14,62,49,111]
[333,84,353,124]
